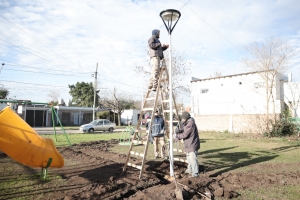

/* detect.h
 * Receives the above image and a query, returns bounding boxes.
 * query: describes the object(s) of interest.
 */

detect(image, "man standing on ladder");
[148,29,169,92]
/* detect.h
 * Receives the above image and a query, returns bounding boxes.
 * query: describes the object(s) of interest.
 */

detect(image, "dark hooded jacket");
[146,116,165,137]
[176,117,200,153]
[148,29,168,60]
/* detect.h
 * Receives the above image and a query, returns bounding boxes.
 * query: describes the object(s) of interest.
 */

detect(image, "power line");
[0,39,76,69]
[0,60,91,74]
[30,0,87,64]
[0,80,68,88]
[0,14,79,66]
[2,67,89,77]
[178,0,246,56]
[0,32,78,66]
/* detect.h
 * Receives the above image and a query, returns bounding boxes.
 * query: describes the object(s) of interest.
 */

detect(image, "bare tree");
[242,36,298,132]
[100,93,135,126]
[135,48,191,97]
[47,90,60,105]
[284,82,300,118]
[210,72,222,78]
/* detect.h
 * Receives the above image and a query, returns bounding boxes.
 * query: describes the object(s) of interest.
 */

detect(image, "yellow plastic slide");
[0,106,64,168]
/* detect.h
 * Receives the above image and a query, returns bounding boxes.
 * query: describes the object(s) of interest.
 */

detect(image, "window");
[201,89,209,94]
[254,82,265,89]
[104,120,110,125]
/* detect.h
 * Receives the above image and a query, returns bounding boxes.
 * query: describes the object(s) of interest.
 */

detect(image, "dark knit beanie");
[181,111,190,120]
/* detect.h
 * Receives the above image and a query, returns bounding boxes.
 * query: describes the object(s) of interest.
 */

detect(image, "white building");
[121,109,141,126]
[283,74,300,118]
[191,70,286,133]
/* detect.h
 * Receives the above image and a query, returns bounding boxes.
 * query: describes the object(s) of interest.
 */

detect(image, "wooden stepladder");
[123,59,183,179]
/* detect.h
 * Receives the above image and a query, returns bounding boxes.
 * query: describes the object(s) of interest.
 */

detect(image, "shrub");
[269,117,297,137]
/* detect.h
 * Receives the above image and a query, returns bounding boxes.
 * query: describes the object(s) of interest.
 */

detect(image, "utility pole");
[113,87,116,123]
[93,63,98,121]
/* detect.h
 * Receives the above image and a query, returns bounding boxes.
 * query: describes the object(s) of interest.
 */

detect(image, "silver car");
[80,119,116,133]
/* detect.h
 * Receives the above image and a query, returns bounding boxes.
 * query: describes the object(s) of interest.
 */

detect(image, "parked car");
[79,119,116,133]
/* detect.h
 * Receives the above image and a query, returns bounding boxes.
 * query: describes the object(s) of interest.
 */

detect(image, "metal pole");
[168,33,174,177]
[93,63,98,121]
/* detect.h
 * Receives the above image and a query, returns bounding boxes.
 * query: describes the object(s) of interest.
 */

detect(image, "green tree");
[68,82,99,107]
[0,88,9,99]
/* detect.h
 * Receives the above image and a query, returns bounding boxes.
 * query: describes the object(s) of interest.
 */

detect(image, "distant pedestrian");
[148,29,169,92]
[174,111,200,177]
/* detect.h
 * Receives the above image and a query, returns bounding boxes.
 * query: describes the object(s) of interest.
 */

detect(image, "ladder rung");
[127,162,142,170]
[163,110,170,112]
[143,108,154,111]
[161,78,168,82]
[130,151,145,157]
[167,120,179,123]
[132,140,147,145]
[162,100,170,103]
[146,97,156,101]
[173,148,184,153]
[173,157,188,163]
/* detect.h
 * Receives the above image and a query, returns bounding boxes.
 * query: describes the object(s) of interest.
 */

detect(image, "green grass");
[43,132,125,146]
[238,185,300,200]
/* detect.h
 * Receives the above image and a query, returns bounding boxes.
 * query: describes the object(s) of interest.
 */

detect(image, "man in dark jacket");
[148,29,169,91]
[148,111,166,158]
[174,111,200,177]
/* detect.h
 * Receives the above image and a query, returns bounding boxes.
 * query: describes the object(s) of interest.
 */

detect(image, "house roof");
[191,69,276,83]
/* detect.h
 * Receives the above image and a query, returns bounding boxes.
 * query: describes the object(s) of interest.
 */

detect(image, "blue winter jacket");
[147,116,165,137]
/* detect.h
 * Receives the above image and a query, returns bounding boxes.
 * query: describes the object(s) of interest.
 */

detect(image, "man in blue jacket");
[149,111,166,158]
[148,29,169,92]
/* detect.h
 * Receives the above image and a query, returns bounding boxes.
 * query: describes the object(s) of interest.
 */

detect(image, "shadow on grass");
[207,153,278,177]
[271,144,300,152]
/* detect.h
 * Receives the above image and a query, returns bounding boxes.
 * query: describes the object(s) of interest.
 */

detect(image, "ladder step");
[143,108,154,111]
[173,157,188,163]
[145,97,156,101]
[162,100,170,103]
[167,120,179,123]
[163,110,170,112]
[127,162,142,170]
[161,78,168,82]
[173,148,184,153]
[130,151,145,157]
[132,140,147,145]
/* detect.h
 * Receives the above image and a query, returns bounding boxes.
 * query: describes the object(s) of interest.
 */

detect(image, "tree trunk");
[266,76,270,134]
[118,112,121,126]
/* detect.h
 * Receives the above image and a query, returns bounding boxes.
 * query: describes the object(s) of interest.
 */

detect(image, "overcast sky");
[1,0,300,106]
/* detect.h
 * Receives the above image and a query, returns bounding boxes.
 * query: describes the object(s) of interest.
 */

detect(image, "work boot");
[148,85,153,89]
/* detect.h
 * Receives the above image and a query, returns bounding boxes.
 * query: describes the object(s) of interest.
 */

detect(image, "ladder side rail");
[139,69,164,179]
[136,89,152,134]
[123,89,152,172]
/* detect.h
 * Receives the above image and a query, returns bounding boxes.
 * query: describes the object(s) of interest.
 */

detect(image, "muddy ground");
[1,140,300,200]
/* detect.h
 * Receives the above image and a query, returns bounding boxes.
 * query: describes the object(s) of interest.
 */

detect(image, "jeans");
[186,151,199,176]
[153,136,165,157]
[149,57,160,88]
